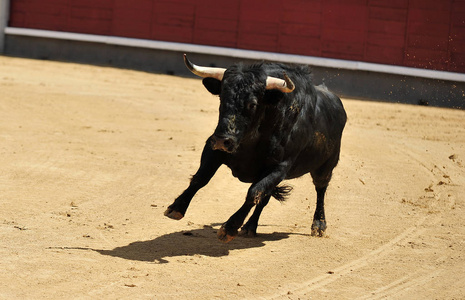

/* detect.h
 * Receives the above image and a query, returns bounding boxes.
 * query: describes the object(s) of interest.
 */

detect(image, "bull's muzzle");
[211,135,236,153]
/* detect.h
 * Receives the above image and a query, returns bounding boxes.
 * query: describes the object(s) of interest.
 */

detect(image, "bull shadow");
[92,225,291,263]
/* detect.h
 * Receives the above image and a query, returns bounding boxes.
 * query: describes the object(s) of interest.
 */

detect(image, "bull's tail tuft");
[272,185,293,202]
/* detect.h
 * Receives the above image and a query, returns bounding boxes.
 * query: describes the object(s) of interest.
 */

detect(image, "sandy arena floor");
[0,56,464,299]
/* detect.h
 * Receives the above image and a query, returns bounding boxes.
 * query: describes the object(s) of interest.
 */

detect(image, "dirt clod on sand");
[1,56,464,299]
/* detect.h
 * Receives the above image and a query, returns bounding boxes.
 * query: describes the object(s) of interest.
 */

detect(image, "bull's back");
[287,86,346,179]
[314,85,346,138]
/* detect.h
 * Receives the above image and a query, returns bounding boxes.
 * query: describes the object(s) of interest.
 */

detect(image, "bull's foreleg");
[164,139,223,220]
[217,163,290,243]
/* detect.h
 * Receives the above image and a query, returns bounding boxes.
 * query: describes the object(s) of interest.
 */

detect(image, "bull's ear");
[263,89,284,105]
[202,78,222,95]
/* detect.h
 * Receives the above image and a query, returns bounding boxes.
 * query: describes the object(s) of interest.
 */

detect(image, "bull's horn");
[265,72,295,93]
[183,54,226,81]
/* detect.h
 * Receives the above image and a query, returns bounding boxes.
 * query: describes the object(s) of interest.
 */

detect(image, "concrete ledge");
[0,1,10,52]
[3,29,465,109]
[5,27,465,83]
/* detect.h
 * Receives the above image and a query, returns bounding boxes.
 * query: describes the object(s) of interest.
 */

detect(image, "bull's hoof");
[311,219,327,237]
[164,208,184,220]
[217,224,237,243]
[238,224,257,238]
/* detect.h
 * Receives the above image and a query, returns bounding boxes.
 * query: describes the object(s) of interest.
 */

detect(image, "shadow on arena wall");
[4,35,464,110]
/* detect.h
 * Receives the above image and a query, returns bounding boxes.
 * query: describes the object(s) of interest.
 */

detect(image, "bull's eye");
[246,102,257,111]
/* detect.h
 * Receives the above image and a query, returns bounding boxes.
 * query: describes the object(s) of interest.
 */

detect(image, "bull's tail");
[271,184,293,202]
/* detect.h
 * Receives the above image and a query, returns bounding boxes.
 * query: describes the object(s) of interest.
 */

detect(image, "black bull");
[164,55,347,243]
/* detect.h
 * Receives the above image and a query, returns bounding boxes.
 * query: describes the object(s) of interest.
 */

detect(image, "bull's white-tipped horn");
[265,72,295,93]
[183,54,226,81]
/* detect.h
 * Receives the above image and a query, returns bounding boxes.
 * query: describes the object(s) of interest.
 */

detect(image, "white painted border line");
[5,26,465,83]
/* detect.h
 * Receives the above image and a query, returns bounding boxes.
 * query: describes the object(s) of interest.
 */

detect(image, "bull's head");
[184,54,295,153]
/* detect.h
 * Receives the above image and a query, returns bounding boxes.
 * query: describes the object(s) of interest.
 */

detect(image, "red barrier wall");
[8,0,465,73]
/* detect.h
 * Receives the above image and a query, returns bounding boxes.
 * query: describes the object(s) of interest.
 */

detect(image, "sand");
[1,56,464,299]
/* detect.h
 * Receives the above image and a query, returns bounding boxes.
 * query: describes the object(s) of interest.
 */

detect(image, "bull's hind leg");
[312,185,328,237]
[218,162,292,243]
[239,185,292,237]
[310,153,340,237]
[239,195,271,237]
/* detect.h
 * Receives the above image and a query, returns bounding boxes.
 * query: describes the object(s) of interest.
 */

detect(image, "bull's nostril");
[211,135,235,152]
